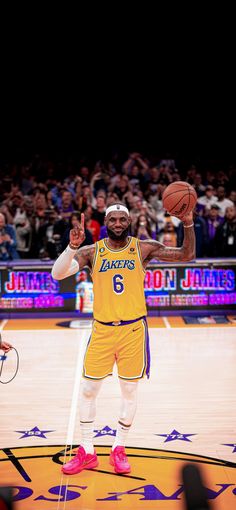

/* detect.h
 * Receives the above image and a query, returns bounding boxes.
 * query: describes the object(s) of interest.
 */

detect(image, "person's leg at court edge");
[110,380,138,474]
[62,379,102,474]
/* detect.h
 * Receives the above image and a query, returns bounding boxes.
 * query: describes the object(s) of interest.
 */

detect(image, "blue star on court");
[155,428,196,443]
[222,443,236,453]
[93,426,116,438]
[15,426,55,439]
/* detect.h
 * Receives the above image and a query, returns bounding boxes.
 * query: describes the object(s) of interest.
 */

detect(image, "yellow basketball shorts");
[83,318,150,380]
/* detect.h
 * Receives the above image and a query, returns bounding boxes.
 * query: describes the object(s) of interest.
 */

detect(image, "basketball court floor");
[0,316,236,509]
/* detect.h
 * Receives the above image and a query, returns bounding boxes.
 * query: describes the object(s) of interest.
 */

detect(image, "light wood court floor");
[0,317,235,510]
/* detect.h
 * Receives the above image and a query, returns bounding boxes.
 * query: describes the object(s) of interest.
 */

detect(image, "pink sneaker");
[62,446,98,474]
[110,446,131,474]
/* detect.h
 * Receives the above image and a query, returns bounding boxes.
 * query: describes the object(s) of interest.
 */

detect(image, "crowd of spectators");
[0,152,235,260]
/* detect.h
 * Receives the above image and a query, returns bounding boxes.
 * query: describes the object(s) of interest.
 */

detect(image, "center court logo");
[0,445,236,509]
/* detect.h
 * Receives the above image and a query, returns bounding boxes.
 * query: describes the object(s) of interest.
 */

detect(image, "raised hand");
[69,213,86,249]
[181,211,194,226]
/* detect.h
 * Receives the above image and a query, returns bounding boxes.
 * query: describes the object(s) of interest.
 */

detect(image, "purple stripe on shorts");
[143,317,151,379]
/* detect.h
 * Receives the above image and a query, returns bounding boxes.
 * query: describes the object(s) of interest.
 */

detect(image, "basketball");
[162,181,197,218]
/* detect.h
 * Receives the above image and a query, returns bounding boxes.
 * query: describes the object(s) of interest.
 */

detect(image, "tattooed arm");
[73,245,95,270]
[140,212,196,266]
[51,244,95,280]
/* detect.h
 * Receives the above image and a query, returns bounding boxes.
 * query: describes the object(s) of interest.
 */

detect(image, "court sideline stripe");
[58,327,91,510]
[0,320,8,331]
[163,317,171,329]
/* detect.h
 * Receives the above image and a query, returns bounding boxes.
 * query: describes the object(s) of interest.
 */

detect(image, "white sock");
[80,421,95,454]
[112,421,131,450]
[79,379,103,454]
[112,380,138,451]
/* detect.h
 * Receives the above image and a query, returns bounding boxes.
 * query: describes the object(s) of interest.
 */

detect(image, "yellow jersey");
[91,236,147,322]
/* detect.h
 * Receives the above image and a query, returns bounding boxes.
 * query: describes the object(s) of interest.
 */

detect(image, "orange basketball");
[162,181,197,218]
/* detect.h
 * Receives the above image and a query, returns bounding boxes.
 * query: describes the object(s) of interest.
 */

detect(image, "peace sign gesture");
[69,213,86,249]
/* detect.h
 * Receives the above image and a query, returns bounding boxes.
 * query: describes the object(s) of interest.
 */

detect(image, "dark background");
[0,9,235,176]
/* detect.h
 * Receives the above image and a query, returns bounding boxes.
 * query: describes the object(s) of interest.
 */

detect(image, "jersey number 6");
[113,274,124,294]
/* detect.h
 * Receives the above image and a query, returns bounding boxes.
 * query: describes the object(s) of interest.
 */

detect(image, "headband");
[105,204,129,216]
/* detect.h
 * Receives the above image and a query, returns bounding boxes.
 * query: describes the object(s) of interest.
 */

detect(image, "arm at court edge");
[51,245,93,280]
[142,224,196,263]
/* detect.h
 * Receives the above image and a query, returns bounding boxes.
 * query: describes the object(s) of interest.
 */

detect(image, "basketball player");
[52,204,195,474]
